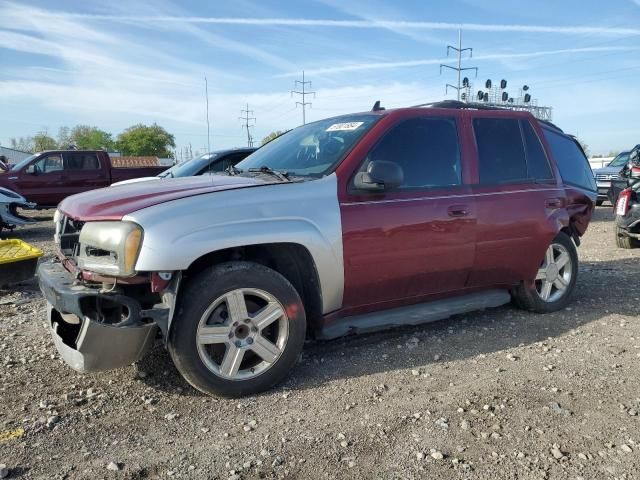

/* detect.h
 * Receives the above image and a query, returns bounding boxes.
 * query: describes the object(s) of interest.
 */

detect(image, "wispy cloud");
[275,46,640,77]
[14,9,640,36]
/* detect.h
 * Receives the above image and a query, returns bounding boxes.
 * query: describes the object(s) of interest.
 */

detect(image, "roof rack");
[412,100,507,111]
[410,100,564,133]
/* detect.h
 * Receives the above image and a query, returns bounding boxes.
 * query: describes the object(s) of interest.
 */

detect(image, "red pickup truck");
[0,150,168,206]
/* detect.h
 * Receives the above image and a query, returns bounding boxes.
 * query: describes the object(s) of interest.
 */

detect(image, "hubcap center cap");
[546,263,559,282]
[234,324,250,339]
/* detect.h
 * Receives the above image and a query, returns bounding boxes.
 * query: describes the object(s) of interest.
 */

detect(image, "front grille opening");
[79,296,133,326]
[58,215,84,257]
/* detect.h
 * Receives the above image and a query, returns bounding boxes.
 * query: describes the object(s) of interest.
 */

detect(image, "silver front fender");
[124,174,344,313]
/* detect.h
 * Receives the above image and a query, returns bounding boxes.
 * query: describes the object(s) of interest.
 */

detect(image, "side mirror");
[354,160,403,191]
[25,165,37,175]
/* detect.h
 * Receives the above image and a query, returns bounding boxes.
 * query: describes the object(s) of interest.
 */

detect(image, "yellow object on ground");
[0,239,43,264]
[0,239,44,286]
[0,427,25,443]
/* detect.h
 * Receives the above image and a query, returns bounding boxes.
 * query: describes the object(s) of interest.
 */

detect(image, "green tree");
[57,126,72,148]
[33,131,57,151]
[70,125,113,150]
[116,123,175,157]
[261,130,286,145]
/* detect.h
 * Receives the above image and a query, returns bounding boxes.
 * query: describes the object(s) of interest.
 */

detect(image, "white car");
[111,148,256,186]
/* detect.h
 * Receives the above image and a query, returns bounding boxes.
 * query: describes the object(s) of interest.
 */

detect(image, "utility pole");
[239,103,256,147]
[440,29,478,101]
[291,70,315,125]
[205,76,211,153]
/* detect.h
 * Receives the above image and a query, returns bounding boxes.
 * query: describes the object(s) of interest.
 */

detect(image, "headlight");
[77,221,144,277]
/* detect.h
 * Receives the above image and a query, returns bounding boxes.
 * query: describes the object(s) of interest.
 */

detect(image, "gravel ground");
[1,206,639,480]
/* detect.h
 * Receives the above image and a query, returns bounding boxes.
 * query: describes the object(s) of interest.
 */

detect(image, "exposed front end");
[39,210,177,372]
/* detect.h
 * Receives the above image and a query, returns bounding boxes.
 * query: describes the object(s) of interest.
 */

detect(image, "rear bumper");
[38,260,162,372]
[616,205,640,233]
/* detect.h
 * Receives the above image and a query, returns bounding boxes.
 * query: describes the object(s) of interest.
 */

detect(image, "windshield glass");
[160,153,215,178]
[10,154,38,171]
[235,114,381,177]
[609,152,630,167]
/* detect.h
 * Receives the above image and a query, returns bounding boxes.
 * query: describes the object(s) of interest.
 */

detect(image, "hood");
[59,175,269,221]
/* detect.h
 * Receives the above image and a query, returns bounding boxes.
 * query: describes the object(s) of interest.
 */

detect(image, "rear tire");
[513,232,578,313]
[615,226,640,249]
[168,261,306,397]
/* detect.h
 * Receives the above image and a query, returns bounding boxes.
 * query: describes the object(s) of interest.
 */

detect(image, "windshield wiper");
[225,165,243,176]
[247,166,290,182]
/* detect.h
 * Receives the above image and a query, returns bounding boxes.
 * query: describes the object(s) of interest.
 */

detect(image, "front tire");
[168,261,306,397]
[513,232,578,313]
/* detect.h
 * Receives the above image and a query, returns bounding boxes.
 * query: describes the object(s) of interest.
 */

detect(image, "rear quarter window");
[542,128,596,191]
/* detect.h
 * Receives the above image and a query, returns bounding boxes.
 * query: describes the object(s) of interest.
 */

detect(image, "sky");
[1,0,639,157]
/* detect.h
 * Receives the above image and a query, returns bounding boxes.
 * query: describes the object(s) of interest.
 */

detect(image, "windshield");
[609,152,630,168]
[159,153,216,178]
[235,114,381,177]
[10,154,38,171]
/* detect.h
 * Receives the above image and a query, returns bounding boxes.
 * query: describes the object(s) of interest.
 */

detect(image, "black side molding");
[317,290,511,340]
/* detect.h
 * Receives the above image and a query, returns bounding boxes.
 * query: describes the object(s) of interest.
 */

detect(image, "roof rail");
[411,100,506,111]
[411,100,564,133]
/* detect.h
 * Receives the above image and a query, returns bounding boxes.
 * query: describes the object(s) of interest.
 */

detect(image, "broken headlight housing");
[77,221,143,277]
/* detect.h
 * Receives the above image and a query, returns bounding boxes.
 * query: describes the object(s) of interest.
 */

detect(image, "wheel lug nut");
[228,332,234,339]
[251,327,257,333]
[246,338,254,345]
[243,319,250,324]
[235,340,242,347]
[232,322,238,327]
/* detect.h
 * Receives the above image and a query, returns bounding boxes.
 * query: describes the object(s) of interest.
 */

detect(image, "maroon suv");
[39,101,596,397]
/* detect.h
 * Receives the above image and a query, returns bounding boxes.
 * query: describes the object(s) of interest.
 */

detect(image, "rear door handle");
[448,205,470,217]
[545,198,563,208]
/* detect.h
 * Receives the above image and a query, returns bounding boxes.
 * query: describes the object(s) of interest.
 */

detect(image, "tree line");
[10,123,176,158]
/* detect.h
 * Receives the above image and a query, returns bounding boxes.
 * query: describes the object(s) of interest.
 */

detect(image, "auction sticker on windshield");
[326,122,364,132]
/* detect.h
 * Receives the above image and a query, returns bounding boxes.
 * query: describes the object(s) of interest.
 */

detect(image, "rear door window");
[473,118,528,184]
[521,121,553,181]
[65,152,101,170]
[542,128,596,191]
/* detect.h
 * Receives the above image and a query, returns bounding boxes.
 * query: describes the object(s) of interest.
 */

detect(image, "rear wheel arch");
[179,243,323,335]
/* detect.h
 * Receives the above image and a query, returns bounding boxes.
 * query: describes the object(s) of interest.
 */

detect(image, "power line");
[239,103,256,147]
[291,70,315,125]
[204,76,211,153]
[440,29,478,101]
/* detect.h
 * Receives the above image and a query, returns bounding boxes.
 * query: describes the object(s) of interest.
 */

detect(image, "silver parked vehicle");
[592,151,629,205]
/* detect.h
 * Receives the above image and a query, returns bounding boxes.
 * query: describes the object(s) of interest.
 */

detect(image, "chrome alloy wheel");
[535,243,572,303]
[196,288,289,380]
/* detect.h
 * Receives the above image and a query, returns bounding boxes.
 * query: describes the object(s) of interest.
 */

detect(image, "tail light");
[616,188,632,216]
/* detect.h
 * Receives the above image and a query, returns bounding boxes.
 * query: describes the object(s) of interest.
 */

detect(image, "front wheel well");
[560,226,580,247]
[184,243,323,335]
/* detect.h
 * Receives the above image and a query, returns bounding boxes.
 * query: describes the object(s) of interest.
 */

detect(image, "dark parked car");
[592,151,630,205]
[111,148,256,186]
[0,150,168,207]
[39,101,596,397]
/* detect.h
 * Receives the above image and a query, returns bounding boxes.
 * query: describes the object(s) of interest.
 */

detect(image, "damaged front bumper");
[38,259,167,372]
